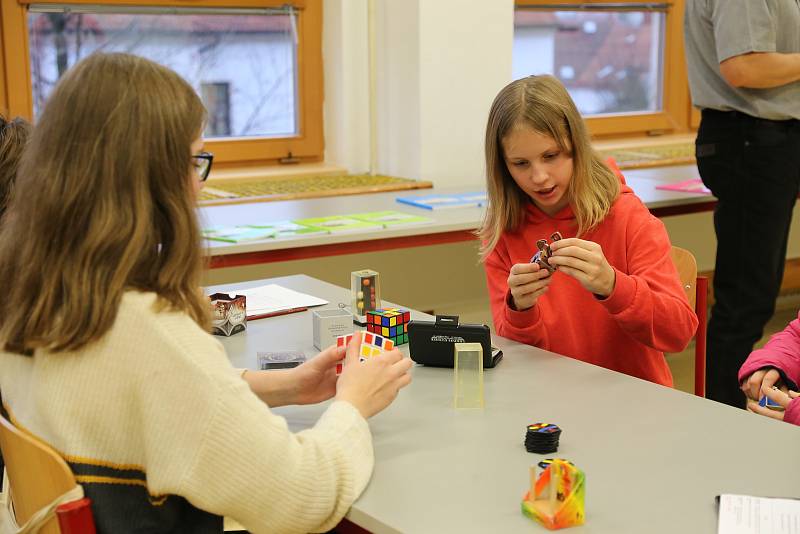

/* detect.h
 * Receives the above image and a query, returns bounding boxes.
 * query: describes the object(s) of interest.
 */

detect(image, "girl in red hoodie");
[480,75,698,386]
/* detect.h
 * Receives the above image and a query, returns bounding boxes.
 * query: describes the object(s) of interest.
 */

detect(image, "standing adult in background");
[684,0,800,407]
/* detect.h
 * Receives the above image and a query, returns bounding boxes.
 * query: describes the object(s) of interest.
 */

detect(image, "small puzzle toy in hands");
[530,232,563,273]
[335,332,395,374]
[759,386,785,411]
[521,459,585,530]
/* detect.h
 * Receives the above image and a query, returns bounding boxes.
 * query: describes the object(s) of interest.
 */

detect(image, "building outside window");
[28,7,298,139]
[513,8,664,116]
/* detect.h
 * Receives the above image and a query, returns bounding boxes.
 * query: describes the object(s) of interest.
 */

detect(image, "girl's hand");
[548,238,616,297]
[244,344,346,407]
[746,385,800,421]
[740,368,785,401]
[335,332,413,419]
[507,261,552,311]
[289,343,347,405]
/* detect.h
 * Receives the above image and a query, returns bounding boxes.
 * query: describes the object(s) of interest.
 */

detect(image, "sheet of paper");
[718,494,800,534]
[655,178,712,195]
[225,284,328,315]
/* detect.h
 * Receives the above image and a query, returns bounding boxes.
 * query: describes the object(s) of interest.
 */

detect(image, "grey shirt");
[684,0,800,120]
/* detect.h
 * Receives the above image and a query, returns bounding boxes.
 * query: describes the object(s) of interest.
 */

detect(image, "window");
[0,0,323,165]
[514,1,691,138]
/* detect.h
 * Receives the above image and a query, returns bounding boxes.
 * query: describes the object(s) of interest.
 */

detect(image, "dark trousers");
[696,109,800,407]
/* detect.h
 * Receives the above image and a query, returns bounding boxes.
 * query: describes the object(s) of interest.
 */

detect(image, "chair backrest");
[670,246,697,310]
[0,413,76,534]
[669,246,708,397]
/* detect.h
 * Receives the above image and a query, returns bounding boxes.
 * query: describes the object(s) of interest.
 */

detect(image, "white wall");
[374,0,421,181]
[512,26,556,80]
[417,0,514,187]
[322,0,370,173]
[323,0,514,187]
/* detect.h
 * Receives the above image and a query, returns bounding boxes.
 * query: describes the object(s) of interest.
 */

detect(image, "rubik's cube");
[335,332,395,374]
[366,308,411,346]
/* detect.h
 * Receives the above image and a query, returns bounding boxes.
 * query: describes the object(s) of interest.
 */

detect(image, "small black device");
[407,315,503,368]
[257,351,307,370]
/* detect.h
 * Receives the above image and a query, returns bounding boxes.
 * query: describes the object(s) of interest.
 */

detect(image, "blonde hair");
[0,53,209,353]
[478,75,619,261]
[0,115,31,219]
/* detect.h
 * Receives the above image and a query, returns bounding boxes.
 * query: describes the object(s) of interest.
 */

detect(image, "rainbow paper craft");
[655,178,711,195]
[521,459,585,530]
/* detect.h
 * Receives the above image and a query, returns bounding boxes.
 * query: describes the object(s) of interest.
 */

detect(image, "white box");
[312,308,354,350]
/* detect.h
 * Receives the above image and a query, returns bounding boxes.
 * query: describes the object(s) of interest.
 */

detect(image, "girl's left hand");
[548,238,616,297]
[746,385,800,421]
[289,344,347,405]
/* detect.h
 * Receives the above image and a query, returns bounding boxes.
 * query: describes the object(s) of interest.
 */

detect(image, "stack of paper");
[396,192,487,210]
[292,215,384,233]
[350,210,434,228]
[717,493,800,534]
[222,284,328,318]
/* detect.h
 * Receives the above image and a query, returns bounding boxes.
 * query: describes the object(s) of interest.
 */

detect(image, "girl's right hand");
[740,367,786,401]
[335,332,413,419]
[508,262,552,311]
[746,386,800,422]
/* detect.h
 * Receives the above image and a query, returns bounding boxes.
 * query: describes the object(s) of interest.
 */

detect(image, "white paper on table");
[718,494,800,534]
[226,284,328,316]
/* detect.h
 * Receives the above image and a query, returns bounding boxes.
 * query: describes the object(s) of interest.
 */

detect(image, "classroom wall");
[323,0,513,187]
[322,0,370,174]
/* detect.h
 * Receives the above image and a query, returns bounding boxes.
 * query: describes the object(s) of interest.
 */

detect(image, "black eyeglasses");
[192,152,214,182]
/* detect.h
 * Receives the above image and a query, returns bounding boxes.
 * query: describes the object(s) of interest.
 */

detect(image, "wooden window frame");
[0,0,324,166]
[514,0,693,139]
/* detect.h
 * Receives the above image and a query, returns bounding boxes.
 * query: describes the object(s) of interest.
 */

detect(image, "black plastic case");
[407,315,502,368]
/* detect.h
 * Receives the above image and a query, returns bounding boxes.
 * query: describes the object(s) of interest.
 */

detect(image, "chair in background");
[0,413,96,534]
[670,246,709,397]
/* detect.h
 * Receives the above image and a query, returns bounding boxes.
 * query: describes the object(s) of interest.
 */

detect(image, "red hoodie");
[485,183,698,386]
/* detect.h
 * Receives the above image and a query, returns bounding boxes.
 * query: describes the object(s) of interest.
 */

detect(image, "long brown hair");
[0,53,209,353]
[478,75,619,260]
[0,115,31,219]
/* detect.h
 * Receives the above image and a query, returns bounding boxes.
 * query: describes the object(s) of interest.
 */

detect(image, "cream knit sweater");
[0,291,373,533]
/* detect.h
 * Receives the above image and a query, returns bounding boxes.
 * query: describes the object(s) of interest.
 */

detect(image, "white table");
[212,275,800,534]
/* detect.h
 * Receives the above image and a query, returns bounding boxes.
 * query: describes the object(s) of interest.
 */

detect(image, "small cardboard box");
[209,293,247,336]
[313,308,354,350]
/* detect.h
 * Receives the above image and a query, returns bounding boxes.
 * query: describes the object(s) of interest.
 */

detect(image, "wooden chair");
[0,413,95,533]
[670,246,709,397]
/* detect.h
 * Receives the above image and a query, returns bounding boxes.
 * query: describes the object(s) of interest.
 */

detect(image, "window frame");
[514,0,693,138]
[0,0,324,166]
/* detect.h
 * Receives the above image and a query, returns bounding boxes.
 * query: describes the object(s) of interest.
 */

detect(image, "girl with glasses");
[0,53,411,533]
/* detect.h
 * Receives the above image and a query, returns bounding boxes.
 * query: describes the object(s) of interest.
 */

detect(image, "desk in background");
[201,165,709,270]
[211,274,800,534]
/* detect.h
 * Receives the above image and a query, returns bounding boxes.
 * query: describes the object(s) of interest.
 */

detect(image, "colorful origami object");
[521,458,585,530]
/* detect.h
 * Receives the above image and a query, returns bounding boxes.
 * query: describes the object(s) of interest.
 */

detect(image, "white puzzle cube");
[335,332,395,374]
